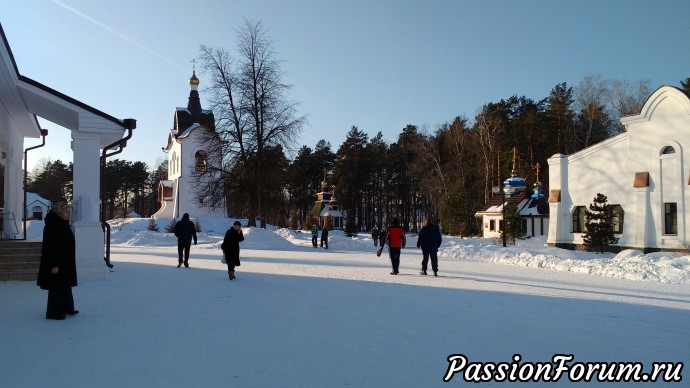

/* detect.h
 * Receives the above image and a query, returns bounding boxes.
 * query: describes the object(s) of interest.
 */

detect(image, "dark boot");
[420,269,427,275]
[229,271,236,280]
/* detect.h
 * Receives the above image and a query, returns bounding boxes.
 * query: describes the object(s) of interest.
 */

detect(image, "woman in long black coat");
[37,202,78,320]
[221,221,244,280]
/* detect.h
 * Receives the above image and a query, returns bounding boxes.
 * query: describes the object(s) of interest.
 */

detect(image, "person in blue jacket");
[416,218,442,276]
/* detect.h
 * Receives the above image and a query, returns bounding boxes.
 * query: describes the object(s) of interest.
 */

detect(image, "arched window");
[171,151,177,175]
[661,146,676,155]
[195,150,208,172]
[572,206,586,233]
[611,205,624,234]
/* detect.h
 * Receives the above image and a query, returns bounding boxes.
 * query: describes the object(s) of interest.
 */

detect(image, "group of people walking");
[311,224,329,249]
[173,213,244,281]
[376,217,442,276]
[37,206,440,321]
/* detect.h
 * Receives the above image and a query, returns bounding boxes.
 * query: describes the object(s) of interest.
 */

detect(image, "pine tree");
[165,218,177,233]
[147,218,159,232]
[504,203,526,244]
[194,219,202,233]
[439,183,476,237]
[582,193,619,252]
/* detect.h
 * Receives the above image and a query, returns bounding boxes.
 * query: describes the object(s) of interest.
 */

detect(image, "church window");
[611,205,624,234]
[661,146,676,155]
[32,205,43,220]
[664,203,678,235]
[572,206,586,233]
[195,150,208,172]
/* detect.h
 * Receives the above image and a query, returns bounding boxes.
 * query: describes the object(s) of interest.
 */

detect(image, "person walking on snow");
[221,221,244,280]
[174,213,197,268]
[417,218,442,276]
[320,226,329,249]
[311,224,319,248]
[384,218,406,275]
[371,226,380,247]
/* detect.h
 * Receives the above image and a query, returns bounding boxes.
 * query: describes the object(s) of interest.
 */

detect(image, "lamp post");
[492,185,507,247]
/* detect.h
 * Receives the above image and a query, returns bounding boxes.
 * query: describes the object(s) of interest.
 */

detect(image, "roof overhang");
[1,23,127,146]
[17,76,126,146]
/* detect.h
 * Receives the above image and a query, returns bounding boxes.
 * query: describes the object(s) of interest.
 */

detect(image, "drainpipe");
[101,118,136,268]
[23,129,48,240]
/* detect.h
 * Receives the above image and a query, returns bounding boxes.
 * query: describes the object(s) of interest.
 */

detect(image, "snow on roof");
[26,192,50,207]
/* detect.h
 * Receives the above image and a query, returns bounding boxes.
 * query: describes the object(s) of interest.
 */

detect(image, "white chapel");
[547,86,690,252]
[153,71,219,219]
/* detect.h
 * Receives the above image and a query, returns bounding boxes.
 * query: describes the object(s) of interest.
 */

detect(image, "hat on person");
[233,221,242,227]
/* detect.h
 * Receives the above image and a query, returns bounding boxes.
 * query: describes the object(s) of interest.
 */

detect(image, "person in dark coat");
[417,218,443,276]
[378,227,386,247]
[37,202,78,320]
[174,213,197,268]
[320,226,329,249]
[371,226,380,247]
[221,221,244,280]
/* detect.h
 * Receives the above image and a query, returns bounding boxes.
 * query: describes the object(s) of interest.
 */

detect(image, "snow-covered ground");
[2,217,689,387]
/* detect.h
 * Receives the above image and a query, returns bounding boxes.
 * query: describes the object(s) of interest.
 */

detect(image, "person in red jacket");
[384,217,406,275]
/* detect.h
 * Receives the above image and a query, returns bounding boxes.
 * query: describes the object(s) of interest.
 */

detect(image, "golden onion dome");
[189,70,200,86]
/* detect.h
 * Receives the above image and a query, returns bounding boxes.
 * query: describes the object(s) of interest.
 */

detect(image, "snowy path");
[2,242,688,387]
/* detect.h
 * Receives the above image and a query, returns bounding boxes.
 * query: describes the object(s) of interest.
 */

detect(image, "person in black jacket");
[320,226,329,249]
[37,202,78,320]
[174,213,197,268]
[221,221,244,280]
[416,218,442,276]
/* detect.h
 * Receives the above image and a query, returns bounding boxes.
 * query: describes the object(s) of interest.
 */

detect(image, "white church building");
[547,86,690,253]
[153,71,220,219]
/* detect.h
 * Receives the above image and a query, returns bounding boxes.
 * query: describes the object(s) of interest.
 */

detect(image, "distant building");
[476,153,549,240]
[153,71,220,219]
[25,192,50,220]
[548,86,690,252]
[309,171,344,229]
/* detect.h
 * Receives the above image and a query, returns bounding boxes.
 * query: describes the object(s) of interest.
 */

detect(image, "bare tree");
[198,20,306,225]
[472,106,503,203]
[604,79,650,133]
[573,74,613,148]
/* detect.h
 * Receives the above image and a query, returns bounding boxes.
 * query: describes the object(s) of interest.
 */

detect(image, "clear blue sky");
[3,0,689,172]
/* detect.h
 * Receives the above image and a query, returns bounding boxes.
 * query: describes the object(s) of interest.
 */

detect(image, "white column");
[71,131,107,279]
[547,154,567,246]
[634,187,651,250]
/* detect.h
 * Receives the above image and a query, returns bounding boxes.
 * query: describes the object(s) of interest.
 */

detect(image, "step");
[0,241,43,282]
[0,272,37,281]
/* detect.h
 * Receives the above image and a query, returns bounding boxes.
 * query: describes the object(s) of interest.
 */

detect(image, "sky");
[2,0,689,173]
[2,216,689,386]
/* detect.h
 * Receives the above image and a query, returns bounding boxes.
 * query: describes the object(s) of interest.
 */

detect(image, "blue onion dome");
[503,173,526,195]
[531,181,544,199]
